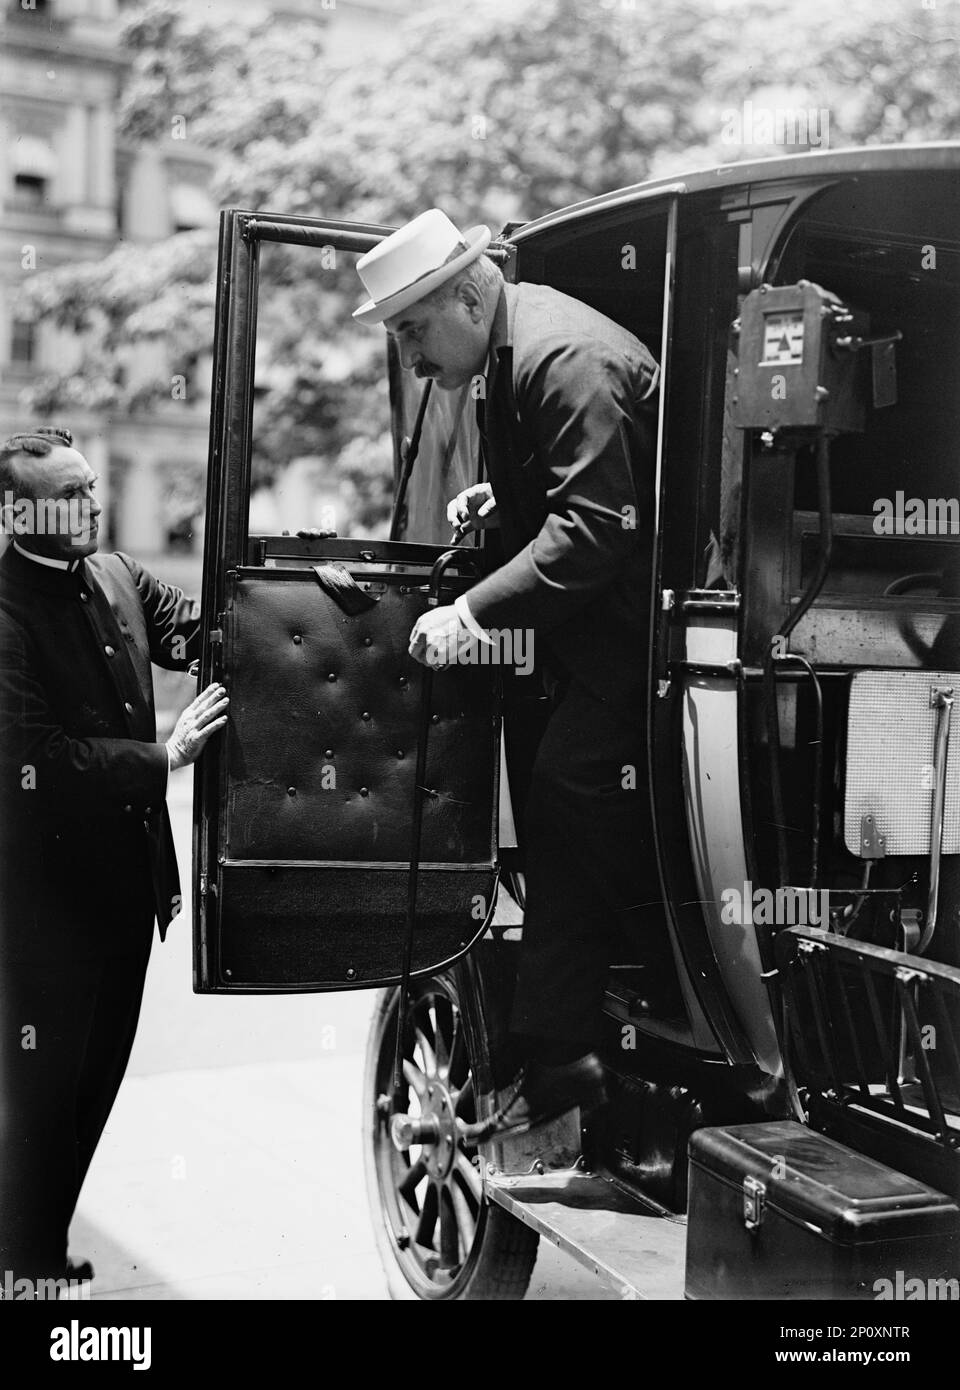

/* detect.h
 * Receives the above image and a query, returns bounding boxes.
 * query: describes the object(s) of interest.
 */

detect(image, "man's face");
[11,445,102,560]
[385,287,490,391]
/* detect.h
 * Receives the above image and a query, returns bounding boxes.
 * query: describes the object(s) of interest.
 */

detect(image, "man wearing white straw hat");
[355,209,660,1139]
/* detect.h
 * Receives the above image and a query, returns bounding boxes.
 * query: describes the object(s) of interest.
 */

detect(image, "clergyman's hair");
[0,427,74,500]
[421,253,503,309]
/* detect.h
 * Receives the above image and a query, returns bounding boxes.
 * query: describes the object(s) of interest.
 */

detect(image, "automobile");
[193,143,960,1301]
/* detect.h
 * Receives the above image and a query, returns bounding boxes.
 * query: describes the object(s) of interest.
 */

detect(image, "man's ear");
[457,278,486,322]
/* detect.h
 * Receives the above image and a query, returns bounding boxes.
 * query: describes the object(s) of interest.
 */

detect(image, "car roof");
[508,141,960,242]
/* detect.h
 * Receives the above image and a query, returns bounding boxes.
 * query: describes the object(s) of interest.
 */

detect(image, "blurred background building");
[0,0,406,560]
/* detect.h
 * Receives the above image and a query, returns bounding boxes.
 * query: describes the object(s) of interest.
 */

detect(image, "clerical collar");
[12,540,80,572]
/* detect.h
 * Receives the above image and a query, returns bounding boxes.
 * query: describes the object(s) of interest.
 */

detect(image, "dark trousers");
[510,679,651,1051]
[0,923,152,1289]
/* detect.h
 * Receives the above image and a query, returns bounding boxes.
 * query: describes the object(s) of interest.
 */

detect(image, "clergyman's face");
[10,445,102,560]
[384,290,490,391]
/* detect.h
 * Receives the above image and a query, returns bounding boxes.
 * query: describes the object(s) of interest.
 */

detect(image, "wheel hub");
[390,1079,459,1180]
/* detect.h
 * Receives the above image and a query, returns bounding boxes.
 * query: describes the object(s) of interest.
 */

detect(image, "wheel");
[363,970,539,1300]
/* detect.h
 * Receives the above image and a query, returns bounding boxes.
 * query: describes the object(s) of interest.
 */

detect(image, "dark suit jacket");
[467,282,660,707]
[0,545,201,962]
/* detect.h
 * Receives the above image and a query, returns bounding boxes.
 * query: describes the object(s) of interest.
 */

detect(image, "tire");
[362,970,539,1300]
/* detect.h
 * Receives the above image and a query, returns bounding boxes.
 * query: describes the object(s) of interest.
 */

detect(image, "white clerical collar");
[12,540,80,572]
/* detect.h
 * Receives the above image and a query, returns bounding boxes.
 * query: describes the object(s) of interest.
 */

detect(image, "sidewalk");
[73,1054,386,1301]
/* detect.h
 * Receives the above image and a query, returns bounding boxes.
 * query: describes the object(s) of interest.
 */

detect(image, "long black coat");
[467,282,660,707]
[0,546,201,962]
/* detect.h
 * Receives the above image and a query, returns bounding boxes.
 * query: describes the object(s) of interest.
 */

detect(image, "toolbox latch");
[743,1174,766,1231]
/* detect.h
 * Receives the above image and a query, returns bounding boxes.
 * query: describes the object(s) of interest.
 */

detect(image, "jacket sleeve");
[0,614,168,816]
[118,552,202,671]
[463,337,649,634]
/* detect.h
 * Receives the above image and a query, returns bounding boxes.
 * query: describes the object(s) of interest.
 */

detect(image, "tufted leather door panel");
[199,544,500,991]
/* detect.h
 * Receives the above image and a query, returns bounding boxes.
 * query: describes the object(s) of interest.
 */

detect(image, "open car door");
[193,210,502,993]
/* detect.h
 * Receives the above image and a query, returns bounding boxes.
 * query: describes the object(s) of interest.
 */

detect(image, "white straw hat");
[353,209,491,325]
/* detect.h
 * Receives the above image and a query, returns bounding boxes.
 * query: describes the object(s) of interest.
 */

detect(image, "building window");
[10,319,37,367]
[12,173,47,207]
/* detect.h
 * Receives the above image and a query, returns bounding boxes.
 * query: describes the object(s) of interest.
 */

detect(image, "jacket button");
[123,804,133,813]
[327,672,337,682]
[324,748,334,758]
[293,634,302,644]
[361,711,371,721]
[359,786,369,797]
[288,786,297,796]
[396,749,405,759]
[363,636,372,647]
[104,644,116,657]
[144,806,152,815]
[124,701,134,714]
[79,591,89,603]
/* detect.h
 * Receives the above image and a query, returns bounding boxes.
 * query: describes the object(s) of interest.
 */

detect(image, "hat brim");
[353,225,492,324]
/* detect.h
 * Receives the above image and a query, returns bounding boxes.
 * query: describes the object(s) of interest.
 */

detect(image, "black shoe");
[65,1257,94,1283]
[480,1052,606,1140]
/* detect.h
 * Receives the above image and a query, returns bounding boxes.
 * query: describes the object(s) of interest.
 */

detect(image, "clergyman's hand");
[166,683,229,771]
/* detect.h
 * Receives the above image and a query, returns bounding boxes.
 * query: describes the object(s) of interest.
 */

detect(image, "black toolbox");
[685,1121,960,1300]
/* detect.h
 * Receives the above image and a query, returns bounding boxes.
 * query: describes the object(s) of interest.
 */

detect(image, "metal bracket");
[743,1174,766,1231]
[859,814,886,860]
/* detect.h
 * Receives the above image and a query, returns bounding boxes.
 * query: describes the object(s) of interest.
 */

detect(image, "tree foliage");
[15,0,960,526]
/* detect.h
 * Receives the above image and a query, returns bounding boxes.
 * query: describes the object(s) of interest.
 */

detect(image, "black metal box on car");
[685,1121,960,1300]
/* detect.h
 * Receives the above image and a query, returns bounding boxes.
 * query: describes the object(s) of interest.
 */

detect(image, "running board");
[485,1169,687,1300]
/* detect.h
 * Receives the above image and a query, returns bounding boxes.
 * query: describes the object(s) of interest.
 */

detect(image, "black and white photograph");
[1,0,959,1352]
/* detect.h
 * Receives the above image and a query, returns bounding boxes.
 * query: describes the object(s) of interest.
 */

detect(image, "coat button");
[361,711,371,721]
[396,749,405,759]
[124,701,134,714]
[293,634,302,644]
[363,636,372,647]
[79,591,89,603]
[359,786,369,797]
[287,786,297,796]
[144,806,152,815]
[123,804,133,813]
[327,672,337,682]
[104,645,116,657]
[324,749,334,758]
